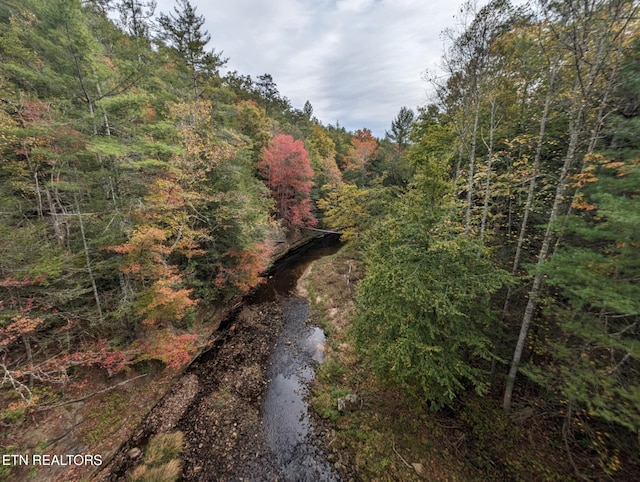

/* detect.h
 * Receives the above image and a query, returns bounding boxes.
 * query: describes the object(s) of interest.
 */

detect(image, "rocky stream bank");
[98,234,348,481]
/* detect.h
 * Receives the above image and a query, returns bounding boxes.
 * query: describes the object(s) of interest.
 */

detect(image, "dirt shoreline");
[98,301,287,481]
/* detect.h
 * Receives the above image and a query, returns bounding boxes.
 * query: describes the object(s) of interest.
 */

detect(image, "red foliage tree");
[258,134,317,228]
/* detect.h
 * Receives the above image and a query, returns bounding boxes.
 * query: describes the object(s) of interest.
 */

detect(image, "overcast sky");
[154,0,495,138]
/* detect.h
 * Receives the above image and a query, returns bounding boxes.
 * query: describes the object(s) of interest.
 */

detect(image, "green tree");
[118,0,156,39]
[503,0,636,413]
[302,100,313,120]
[385,106,414,149]
[354,136,510,409]
[305,124,342,194]
[528,158,640,477]
[516,33,640,477]
[317,183,371,242]
[158,0,226,97]
[254,73,292,116]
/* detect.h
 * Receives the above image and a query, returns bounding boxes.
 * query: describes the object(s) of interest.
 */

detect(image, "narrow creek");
[260,298,337,481]
[103,234,342,481]
[246,235,342,481]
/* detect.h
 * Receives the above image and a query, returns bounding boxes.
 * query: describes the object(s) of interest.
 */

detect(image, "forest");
[0,0,638,480]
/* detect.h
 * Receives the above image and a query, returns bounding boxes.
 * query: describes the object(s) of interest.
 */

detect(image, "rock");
[337,393,359,413]
[412,462,427,478]
[127,448,141,458]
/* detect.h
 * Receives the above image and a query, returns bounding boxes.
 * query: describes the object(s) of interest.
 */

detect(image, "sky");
[154,0,493,138]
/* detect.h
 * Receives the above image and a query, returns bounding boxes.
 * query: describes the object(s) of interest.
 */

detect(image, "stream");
[247,238,340,482]
[104,234,342,482]
[248,237,341,481]
[261,298,337,481]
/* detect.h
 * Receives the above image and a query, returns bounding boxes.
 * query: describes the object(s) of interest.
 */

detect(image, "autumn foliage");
[258,134,317,228]
[133,330,199,369]
[214,243,273,292]
[346,128,378,170]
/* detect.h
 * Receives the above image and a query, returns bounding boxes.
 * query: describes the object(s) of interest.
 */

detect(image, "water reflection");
[262,298,339,481]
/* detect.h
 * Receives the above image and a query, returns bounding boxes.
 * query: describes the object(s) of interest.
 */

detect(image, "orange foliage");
[570,170,599,188]
[572,193,598,211]
[214,243,273,292]
[134,330,198,369]
[139,274,198,326]
[104,100,251,372]
[109,225,198,327]
[0,315,44,348]
[143,101,157,120]
[345,128,378,170]
[0,275,47,288]
[109,226,171,279]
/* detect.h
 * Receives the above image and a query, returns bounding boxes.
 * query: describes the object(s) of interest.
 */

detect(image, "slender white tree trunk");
[480,97,497,239]
[502,0,634,411]
[465,93,481,235]
[75,195,104,326]
[502,66,557,315]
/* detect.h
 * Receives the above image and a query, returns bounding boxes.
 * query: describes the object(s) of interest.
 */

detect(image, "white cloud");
[335,0,375,13]
[154,0,495,137]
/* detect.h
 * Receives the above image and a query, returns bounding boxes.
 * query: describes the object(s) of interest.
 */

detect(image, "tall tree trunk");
[45,187,65,248]
[502,1,634,411]
[503,66,557,315]
[24,150,44,219]
[454,144,464,185]
[465,93,481,235]
[503,78,584,412]
[511,66,556,276]
[22,335,34,388]
[554,60,620,256]
[75,195,104,326]
[96,82,112,136]
[480,97,497,239]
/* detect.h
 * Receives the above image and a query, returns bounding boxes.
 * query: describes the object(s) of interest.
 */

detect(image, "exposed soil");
[97,301,288,481]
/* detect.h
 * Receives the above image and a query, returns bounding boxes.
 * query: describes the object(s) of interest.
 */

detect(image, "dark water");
[247,235,342,305]
[258,235,341,481]
[263,298,339,482]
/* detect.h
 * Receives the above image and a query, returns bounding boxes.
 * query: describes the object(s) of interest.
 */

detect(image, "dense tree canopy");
[1,0,639,479]
[340,0,639,477]
[0,0,338,407]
